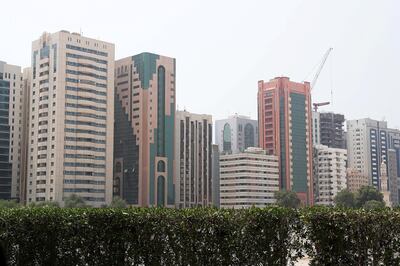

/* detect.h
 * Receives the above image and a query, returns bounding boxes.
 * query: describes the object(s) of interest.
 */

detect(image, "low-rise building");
[219,147,279,208]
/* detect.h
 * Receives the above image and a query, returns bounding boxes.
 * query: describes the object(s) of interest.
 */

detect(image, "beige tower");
[27,31,115,207]
[380,157,391,207]
[174,110,213,208]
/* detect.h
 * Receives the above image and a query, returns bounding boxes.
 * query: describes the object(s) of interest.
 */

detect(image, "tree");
[64,194,87,208]
[0,199,20,208]
[363,200,385,210]
[334,189,355,208]
[355,186,384,208]
[274,190,301,208]
[110,196,127,208]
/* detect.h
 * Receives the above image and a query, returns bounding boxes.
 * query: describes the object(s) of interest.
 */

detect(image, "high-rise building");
[0,61,28,201]
[346,168,368,193]
[215,114,258,154]
[347,118,400,189]
[312,111,345,149]
[27,31,115,207]
[211,144,220,208]
[219,147,279,208]
[313,145,347,205]
[258,77,313,204]
[0,69,12,199]
[20,68,32,204]
[174,110,212,208]
[114,53,176,207]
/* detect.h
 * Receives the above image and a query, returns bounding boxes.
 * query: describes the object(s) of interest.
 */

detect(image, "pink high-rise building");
[258,77,313,205]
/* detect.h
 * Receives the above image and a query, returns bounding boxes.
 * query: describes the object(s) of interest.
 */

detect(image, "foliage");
[64,194,87,208]
[355,186,384,208]
[275,190,301,208]
[0,200,20,209]
[1,207,399,265]
[363,200,385,210]
[302,207,400,265]
[334,189,355,208]
[0,207,303,265]
[28,201,60,208]
[109,196,127,208]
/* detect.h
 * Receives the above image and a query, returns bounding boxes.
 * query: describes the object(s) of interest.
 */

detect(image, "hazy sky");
[2,0,399,127]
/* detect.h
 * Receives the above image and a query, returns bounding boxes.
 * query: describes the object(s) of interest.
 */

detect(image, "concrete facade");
[215,114,258,154]
[20,68,31,204]
[27,31,115,207]
[313,145,347,205]
[219,147,279,208]
[312,111,345,149]
[387,149,399,205]
[211,144,220,207]
[114,53,176,207]
[258,77,313,205]
[346,168,368,193]
[174,110,212,208]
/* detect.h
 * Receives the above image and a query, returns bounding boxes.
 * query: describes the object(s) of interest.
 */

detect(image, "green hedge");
[302,207,400,265]
[0,207,302,266]
[0,207,399,265]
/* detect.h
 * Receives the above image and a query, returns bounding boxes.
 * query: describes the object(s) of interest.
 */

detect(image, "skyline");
[2,0,400,126]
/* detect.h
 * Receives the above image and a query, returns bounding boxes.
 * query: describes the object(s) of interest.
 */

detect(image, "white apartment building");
[0,61,26,200]
[313,145,347,205]
[27,31,114,207]
[219,147,279,208]
[174,110,213,208]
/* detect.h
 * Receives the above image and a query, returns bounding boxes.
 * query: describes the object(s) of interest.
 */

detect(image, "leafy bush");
[0,207,303,266]
[302,207,400,265]
[1,207,399,265]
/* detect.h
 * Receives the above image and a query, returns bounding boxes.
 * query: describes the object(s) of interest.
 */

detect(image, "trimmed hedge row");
[302,208,400,265]
[0,207,399,265]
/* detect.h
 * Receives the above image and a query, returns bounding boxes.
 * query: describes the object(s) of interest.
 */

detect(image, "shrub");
[302,207,400,265]
[0,207,303,266]
[1,207,399,265]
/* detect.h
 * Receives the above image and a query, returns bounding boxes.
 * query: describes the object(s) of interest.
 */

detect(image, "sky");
[2,0,400,127]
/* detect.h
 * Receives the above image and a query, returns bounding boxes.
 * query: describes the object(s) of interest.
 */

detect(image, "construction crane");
[311,47,333,112]
[313,102,330,112]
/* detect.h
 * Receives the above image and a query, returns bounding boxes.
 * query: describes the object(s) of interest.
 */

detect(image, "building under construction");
[313,112,346,149]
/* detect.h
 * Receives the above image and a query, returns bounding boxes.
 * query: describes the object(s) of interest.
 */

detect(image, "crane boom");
[311,48,333,90]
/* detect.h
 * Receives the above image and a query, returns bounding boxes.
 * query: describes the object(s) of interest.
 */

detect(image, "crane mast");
[311,47,333,90]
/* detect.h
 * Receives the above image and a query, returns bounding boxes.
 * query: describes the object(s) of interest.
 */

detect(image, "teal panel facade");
[143,57,175,206]
[279,96,286,190]
[157,176,165,206]
[290,93,308,193]
[132,53,159,90]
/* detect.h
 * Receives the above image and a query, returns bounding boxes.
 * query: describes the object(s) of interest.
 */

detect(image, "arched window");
[157,160,166,172]
[244,123,255,149]
[157,175,165,206]
[223,123,232,152]
[157,65,166,157]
